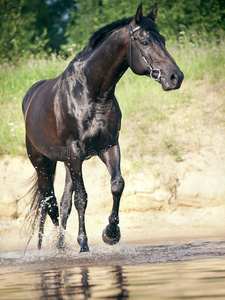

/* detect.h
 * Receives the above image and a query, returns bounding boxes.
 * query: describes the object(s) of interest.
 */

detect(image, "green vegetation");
[116,33,225,162]
[66,0,225,51]
[0,55,68,155]
[0,0,225,166]
[0,35,224,163]
[1,0,225,61]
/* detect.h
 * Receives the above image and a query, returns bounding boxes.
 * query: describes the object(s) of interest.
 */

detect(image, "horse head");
[127,3,184,91]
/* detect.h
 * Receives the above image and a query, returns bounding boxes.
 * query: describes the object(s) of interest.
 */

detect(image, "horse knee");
[60,194,72,212]
[74,191,88,211]
[111,176,124,196]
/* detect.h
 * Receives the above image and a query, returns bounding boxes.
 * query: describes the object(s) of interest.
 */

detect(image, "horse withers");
[22,3,184,252]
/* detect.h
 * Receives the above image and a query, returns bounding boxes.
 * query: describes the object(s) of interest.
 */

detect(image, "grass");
[0,34,225,166]
[0,54,68,155]
[116,34,225,168]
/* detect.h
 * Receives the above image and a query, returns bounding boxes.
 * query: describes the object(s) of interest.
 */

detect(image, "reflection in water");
[23,266,129,300]
[1,259,225,299]
[81,268,91,299]
[1,241,225,299]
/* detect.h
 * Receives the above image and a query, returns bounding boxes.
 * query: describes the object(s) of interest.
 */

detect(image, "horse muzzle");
[160,69,184,91]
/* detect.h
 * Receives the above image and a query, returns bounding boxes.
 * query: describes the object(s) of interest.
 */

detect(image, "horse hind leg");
[37,160,59,249]
[38,193,59,249]
[26,137,59,249]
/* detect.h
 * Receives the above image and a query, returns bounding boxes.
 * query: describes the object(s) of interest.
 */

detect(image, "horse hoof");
[102,225,121,245]
[38,237,42,250]
[57,239,65,252]
[79,244,90,253]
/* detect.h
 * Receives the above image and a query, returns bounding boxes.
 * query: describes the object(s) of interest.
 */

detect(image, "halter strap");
[129,23,161,81]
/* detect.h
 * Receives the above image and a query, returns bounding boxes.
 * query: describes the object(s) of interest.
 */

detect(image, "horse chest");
[80,110,120,151]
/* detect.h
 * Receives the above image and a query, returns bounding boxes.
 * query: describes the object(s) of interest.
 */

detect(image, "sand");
[0,153,225,252]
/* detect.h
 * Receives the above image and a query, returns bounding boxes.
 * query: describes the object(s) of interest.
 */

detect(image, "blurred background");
[0,0,225,61]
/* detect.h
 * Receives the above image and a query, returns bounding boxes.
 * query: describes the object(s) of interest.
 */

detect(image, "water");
[1,240,225,299]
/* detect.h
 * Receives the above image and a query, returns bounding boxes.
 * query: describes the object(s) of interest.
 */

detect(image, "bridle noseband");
[129,23,161,81]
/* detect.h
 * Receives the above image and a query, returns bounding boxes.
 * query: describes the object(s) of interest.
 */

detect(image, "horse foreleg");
[57,164,73,250]
[100,143,125,245]
[67,142,89,253]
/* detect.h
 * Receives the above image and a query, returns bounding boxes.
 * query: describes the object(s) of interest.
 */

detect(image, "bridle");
[129,23,161,81]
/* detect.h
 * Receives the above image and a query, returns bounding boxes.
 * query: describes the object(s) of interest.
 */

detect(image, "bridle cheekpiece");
[129,23,161,81]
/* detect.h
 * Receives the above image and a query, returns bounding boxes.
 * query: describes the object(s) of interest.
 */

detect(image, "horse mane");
[66,16,159,68]
[66,17,132,68]
[75,17,133,60]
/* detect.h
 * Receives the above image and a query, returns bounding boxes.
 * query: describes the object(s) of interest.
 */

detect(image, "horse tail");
[23,173,43,251]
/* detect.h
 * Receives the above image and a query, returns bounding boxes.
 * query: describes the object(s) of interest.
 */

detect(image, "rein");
[129,23,161,81]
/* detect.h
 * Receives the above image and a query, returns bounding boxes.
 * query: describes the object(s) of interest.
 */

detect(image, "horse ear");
[135,3,143,23]
[147,3,158,22]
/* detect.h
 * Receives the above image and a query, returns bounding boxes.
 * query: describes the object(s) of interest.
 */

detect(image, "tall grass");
[0,34,224,160]
[116,32,225,167]
[0,54,68,155]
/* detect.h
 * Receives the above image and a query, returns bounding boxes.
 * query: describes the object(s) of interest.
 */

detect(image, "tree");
[157,0,225,37]
[66,0,140,50]
[0,0,74,62]
[0,0,37,61]
[22,0,74,52]
[65,0,225,51]
[1,0,224,62]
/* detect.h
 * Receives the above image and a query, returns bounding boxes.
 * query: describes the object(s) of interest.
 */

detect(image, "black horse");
[22,3,183,252]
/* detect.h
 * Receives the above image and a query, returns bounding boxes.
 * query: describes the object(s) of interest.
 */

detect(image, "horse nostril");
[170,73,178,85]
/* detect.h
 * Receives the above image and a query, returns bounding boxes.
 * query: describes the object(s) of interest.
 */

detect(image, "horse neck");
[83,26,129,102]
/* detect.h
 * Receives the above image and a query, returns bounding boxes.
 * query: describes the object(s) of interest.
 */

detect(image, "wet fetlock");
[57,235,66,251]
[38,232,43,250]
[77,234,89,253]
[79,243,90,253]
[102,225,121,245]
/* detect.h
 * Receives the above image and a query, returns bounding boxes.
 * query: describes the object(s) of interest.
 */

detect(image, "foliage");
[0,0,73,62]
[0,0,35,62]
[0,34,224,157]
[1,0,225,62]
[66,0,225,50]
[22,0,74,53]
[156,0,225,38]
[65,0,139,50]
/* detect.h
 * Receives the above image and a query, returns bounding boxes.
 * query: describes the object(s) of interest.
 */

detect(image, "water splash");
[1,219,225,271]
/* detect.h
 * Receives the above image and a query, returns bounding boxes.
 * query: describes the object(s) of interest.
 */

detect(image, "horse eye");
[141,41,148,46]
